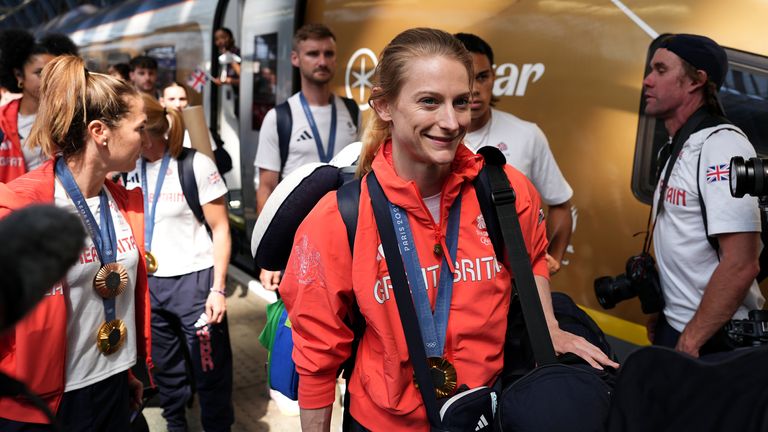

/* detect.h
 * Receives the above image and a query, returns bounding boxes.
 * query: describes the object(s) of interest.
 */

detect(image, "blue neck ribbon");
[388,193,462,358]
[141,150,171,252]
[299,91,337,163]
[55,157,118,321]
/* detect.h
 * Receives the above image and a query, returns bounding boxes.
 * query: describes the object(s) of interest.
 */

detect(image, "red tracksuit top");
[0,159,153,424]
[280,142,549,431]
[0,99,28,182]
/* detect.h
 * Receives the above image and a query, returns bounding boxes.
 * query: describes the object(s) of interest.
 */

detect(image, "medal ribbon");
[141,150,171,252]
[299,91,336,163]
[388,194,461,358]
[55,158,119,321]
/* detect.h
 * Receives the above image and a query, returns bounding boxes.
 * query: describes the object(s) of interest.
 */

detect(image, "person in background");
[129,55,159,98]
[643,34,764,356]
[455,33,574,275]
[109,63,131,82]
[212,27,241,88]
[0,29,78,182]
[160,81,190,111]
[0,55,152,431]
[254,23,360,292]
[124,93,234,432]
[280,27,617,432]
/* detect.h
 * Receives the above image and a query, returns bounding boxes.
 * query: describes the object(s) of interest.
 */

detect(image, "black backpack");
[177,147,206,226]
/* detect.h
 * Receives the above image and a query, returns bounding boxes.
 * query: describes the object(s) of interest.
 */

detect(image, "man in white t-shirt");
[455,33,574,275]
[254,23,360,291]
[644,34,764,357]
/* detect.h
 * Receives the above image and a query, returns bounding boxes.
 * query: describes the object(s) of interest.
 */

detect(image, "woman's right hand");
[260,269,282,291]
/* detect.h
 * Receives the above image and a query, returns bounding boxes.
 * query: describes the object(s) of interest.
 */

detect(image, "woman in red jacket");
[0,55,152,431]
[0,30,78,182]
[279,28,618,431]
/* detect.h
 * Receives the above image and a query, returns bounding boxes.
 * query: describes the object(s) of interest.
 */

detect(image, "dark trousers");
[654,313,734,355]
[149,268,234,432]
[0,372,130,431]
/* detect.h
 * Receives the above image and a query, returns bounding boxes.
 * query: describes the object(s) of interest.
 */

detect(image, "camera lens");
[594,274,634,310]
[730,156,768,198]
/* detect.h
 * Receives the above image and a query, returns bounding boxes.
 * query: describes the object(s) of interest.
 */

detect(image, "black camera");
[594,252,664,314]
[725,309,768,347]
[729,156,768,198]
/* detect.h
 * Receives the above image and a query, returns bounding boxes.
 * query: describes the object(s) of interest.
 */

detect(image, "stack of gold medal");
[94,263,129,355]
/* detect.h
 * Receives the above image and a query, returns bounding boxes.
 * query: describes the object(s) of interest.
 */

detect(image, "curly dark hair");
[0,29,78,92]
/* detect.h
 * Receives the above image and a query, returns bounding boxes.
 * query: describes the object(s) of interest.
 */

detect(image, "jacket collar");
[369,140,483,223]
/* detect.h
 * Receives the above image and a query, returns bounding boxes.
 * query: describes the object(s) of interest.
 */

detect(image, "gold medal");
[93,263,128,298]
[96,319,127,355]
[145,251,158,274]
[414,357,458,398]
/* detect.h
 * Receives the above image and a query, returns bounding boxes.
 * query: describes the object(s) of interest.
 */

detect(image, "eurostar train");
[28,0,768,346]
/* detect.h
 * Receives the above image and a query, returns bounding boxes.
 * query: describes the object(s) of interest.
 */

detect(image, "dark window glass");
[252,33,278,131]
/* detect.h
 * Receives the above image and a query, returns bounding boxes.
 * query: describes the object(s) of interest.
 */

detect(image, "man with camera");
[643,34,765,357]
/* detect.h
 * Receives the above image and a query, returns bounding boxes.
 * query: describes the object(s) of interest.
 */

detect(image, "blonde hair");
[356,28,473,177]
[28,55,138,158]
[141,93,185,158]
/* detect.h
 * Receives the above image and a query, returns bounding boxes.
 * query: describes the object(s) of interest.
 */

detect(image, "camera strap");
[644,108,709,253]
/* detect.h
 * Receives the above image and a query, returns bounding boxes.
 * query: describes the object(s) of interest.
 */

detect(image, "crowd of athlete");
[0,19,761,432]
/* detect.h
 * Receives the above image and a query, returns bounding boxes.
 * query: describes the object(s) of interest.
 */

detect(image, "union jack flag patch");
[706,163,729,183]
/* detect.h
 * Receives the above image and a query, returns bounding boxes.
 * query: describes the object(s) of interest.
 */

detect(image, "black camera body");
[594,252,664,314]
[725,309,768,347]
[729,156,768,198]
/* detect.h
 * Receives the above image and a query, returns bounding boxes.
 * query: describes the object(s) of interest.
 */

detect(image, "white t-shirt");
[125,151,228,277]
[254,93,359,179]
[653,125,765,332]
[18,112,44,171]
[464,108,573,206]
[54,182,140,392]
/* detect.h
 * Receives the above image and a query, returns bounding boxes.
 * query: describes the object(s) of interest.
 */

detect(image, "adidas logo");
[475,414,489,430]
[296,130,313,142]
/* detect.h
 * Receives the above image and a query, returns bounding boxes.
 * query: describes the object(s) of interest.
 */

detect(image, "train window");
[146,46,177,92]
[252,33,278,131]
[631,44,768,205]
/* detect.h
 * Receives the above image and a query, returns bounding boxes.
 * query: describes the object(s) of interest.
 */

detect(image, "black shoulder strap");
[476,147,558,368]
[337,177,361,252]
[696,125,746,254]
[275,101,293,178]
[366,171,443,427]
[339,97,360,132]
[177,147,205,224]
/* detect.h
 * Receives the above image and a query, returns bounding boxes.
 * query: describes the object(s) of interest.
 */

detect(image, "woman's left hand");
[127,373,143,412]
[206,289,227,324]
[550,328,620,370]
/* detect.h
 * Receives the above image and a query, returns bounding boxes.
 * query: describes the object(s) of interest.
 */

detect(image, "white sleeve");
[528,125,573,205]
[254,108,281,172]
[699,129,761,235]
[193,151,228,205]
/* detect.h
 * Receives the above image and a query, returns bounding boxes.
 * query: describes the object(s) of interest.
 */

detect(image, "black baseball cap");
[657,34,728,89]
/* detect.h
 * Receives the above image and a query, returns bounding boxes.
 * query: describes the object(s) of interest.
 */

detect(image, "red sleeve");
[279,192,355,409]
[503,165,550,279]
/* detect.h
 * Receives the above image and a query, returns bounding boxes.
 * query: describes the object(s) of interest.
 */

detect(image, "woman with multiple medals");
[0,55,152,430]
[124,94,234,431]
[279,28,618,431]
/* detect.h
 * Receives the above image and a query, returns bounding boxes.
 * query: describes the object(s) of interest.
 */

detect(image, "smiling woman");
[277,27,617,432]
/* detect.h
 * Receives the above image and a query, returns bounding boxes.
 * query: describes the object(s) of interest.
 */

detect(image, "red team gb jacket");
[280,142,550,431]
[0,159,153,424]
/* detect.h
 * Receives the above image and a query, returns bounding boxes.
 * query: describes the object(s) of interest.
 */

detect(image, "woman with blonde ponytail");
[124,93,233,431]
[0,55,153,430]
[279,28,618,431]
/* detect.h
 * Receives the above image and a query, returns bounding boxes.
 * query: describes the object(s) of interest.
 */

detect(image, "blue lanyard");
[141,150,171,251]
[55,158,118,320]
[299,92,337,163]
[388,193,461,357]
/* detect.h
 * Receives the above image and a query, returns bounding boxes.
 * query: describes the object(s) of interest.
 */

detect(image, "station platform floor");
[142,265,344,431]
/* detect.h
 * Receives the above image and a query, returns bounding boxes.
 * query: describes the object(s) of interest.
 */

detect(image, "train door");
[227,0,303,271]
